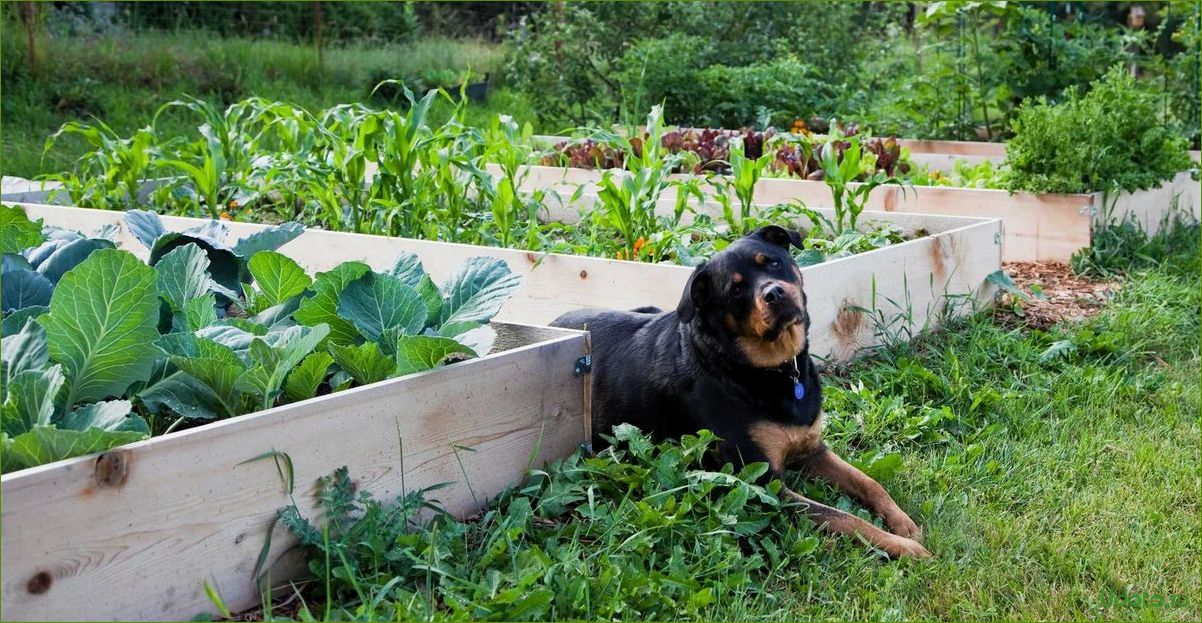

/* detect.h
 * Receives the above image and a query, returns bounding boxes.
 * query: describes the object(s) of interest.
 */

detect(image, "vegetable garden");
[1,2,1199,621]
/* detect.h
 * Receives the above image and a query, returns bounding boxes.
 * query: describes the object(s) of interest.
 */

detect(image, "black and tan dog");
[551,225,931,559]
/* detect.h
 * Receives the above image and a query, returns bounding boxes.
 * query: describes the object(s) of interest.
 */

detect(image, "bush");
[692,60,837,129]
[504,1,866,128]
[1002,66,1191,194]
[123,1,419,44]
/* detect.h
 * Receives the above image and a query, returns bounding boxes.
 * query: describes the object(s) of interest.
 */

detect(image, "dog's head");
[677,225,810,367]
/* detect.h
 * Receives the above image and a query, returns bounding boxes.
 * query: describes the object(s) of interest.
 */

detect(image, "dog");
[551,225,931,559]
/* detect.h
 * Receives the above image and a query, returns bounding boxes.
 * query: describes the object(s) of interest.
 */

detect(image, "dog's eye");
[731,283,745,296]
[768,259,781,268]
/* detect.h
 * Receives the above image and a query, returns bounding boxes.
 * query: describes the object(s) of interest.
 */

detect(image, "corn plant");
[479,114,548,249]
[817,135,909,235]
[151,96,277,219]
[368,83,440,237]
[709,136,774,236]
[584,106,700,260]
[41,120,158,210]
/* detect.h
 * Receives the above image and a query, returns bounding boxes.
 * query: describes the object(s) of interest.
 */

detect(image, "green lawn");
[0,28,536,179]
[267,225,1200,622]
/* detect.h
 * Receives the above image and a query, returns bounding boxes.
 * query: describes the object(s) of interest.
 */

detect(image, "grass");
[267,224,1200,621]
[0,26,535,178]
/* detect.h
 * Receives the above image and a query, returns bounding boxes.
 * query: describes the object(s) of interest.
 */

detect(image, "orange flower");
[219,210,232,220]
[633,237,646,256]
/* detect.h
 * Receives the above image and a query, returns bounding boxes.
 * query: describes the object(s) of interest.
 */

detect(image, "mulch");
[993,261,1120,330]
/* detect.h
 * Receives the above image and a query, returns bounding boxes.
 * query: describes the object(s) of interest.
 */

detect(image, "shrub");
[504,1,866,128]
[1002,66,1191,194]
[692,59,837,129]
[614,36,840,129]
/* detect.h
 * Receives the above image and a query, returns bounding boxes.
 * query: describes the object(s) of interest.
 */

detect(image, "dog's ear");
[676,262,711,323]
[750,225,804,249]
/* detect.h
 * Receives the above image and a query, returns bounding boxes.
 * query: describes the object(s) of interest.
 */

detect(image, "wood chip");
[994,261,1119,330]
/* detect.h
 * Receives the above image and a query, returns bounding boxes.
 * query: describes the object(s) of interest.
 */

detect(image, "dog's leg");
[798,445,924,541]
[780,486,931,559]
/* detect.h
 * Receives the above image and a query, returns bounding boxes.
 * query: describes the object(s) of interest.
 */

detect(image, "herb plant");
[1001,66,1192,194]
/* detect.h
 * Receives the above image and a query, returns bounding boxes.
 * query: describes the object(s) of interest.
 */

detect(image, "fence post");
[314,1,324,80]
[24,1,36,74]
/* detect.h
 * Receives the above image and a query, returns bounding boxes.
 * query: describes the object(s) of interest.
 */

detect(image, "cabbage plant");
[0,206,523,473]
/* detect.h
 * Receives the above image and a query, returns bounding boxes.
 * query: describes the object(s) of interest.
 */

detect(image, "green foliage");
[1002,66,1192,193]
[1,24,522,180]
[1071,215,1202,278]
[504,2,863,127]
[39,249,161,409]
[41,121,158,210]
[815,134,909,235]
[0,320,150,472]
[394,335,476,377]
[123,2,420,44]
[1156,0,1202,147]
[0,205,523,473]
[337,273,427,343]
[0,205,45,254]
[615,36,839,129]
[280,427,814,621]
[711,137,774,236]
[907,159,1006,190]
[690,60,837,130]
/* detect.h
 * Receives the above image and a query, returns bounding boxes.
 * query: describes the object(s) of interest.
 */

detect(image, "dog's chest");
[747,413,824,473]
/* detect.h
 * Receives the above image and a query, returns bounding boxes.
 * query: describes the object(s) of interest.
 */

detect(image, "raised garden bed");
[0,176,61,197]
[11,202,1003,366]
[497,162,1199,263]
[532,134,1006,173]
[0,205,589,621]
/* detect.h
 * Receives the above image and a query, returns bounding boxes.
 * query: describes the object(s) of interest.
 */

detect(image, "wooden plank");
[504,164,1094,262]
[1092,170,1201,237]
[896,139,1006,158]
[0,177,61,198]
[905,151,998,173]
[12,203,1001,365]
[0,323,588,621]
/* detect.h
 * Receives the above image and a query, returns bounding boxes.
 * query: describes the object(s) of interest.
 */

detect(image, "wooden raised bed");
[0,208,589,621]
[498,162,1199,262]
[0,176,61,197]
[13,202,1002,366]
[532,135,1006,173]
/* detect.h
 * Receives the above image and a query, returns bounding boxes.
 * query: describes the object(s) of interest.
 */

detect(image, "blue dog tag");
[794,380,805,400]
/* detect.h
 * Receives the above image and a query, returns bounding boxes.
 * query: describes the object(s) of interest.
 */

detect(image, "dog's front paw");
[887,512,923,542]
[884,534,932,560]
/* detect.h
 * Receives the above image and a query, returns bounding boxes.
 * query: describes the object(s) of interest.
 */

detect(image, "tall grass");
[0,25,529,178]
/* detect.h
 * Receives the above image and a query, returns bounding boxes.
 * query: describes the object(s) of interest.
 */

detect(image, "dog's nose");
[762,283,785,305]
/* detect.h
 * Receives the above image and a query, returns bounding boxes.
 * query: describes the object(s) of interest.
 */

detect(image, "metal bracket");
[994,232,1002,245]
[1079,204,1097,217]
[574,354,592,377]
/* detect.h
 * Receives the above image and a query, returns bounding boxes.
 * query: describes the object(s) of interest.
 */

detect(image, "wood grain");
[0,323,587,621]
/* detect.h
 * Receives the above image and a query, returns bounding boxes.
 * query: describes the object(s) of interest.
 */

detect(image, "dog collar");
[774,359,805,400]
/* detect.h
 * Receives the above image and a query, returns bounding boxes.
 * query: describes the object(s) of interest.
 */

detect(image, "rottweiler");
[551,225,931,559]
